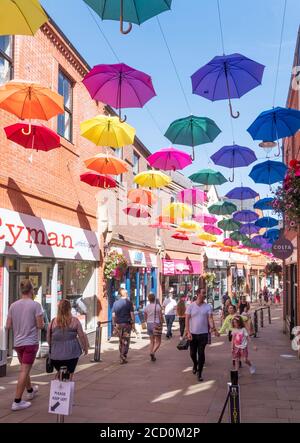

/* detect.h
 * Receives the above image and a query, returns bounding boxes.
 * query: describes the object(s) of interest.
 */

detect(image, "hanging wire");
[217,0,226,55]
[272,0,288,107]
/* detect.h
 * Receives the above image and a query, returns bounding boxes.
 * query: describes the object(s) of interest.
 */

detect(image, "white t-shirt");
[186,302,212,334]
[144,303,162,324]
[163,297,177,316]
[232,327,249,349]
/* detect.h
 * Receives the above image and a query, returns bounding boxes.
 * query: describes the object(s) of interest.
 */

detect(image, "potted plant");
[104,251,128,281]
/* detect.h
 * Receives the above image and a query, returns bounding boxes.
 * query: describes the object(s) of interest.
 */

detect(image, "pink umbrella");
[177,188,208,204]
[147,147,192,171]
[223,238,239,247]
[123,205,150,218]
[203,225,223,235]
[193,214,217,224]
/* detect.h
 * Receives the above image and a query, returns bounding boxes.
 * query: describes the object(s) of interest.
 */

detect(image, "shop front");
[161,258,203,300]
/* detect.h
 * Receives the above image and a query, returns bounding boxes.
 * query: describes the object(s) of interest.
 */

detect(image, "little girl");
[231,316,256,374]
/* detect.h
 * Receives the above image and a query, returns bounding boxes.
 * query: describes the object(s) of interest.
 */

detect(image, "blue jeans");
[165,315,175,337]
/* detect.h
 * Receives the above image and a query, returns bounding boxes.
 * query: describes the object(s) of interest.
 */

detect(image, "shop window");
[114,148,123,184]
[0,36,13,84]
[133,152,139,188]
[58,69,73,142]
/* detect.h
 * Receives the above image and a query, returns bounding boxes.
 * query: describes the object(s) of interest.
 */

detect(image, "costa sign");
[272,236,294,260]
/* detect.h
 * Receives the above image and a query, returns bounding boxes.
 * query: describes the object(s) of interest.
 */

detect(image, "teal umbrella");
[189,169,227,186]
[208,201,237,216]
[165,115,221,160]
[84,0,172,34]
[230,231,248,242]
[218,219,241,232]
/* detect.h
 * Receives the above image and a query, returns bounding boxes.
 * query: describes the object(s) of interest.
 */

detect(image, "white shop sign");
[48,380,75,416]
[0,208,100,261]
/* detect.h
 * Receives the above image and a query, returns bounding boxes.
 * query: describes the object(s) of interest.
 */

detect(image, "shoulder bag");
[177,338,190,350]
[46,319,55,374]
[153,301,163,337]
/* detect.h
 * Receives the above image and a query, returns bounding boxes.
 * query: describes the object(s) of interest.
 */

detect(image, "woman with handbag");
[47,299,89,380]
[144,293,164,362]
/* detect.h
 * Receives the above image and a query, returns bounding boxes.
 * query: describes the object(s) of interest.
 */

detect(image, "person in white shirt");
[162,289,177,339]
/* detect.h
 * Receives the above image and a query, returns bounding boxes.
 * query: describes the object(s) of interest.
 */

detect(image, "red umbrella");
[149,222,171,230]
[203,225,223,235]
[192,241,207,247]
[80,172,117,189]
[223,238,238,247]
[172,232,189,241]
[4,123,60,151]
[124,205,150,218]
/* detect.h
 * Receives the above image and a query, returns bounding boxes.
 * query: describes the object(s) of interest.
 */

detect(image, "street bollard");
[268,306,271,324]
[218,370,241,423]
[254,311,258,337]
[260,309,264,328]
[57,366,69,424]
[91,321,102,363]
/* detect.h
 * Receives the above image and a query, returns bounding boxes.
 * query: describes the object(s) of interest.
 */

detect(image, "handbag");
[46,319,54,374]
[177,338,190,350]
[153,301,162,336]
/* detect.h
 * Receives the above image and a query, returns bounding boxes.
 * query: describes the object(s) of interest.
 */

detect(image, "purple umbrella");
[233,210,259,223]
[251,235,266,245]
[211,144,257,182]
[226,186,259,200]
[191,53,265,119]
[239,223,261,236]
[147,147,192,171]
[83,63,156,122]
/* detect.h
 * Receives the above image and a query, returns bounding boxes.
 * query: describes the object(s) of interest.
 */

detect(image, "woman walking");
[144,293,164,362]
[47,299,89,380]
[176,295,186,341]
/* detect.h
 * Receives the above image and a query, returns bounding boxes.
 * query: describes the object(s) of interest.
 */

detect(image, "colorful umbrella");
[124,205,151,218]
[84,0,172,34]
[0,0,48,36]
[156,216,175,225]
[223,238,239,247]
[208,201,237,215]
[255,217,278,229]
[263,229,280,241]
[164,115,221,160]
[83,63,156,122]
[225,186,259,200]
[221,247,234,253]
[127,189,157,206]
[179,221,202,232]
[4,123,60,151]
[210,144,257,182]
[251,235,267,245]
[202,215,218,225]
[203,225,223,235]
[189,169,227,185]
[191,53,265,119]
[233,210,259,223]
[80,115,135,148]
[239,223,261,235]
[192,241,207,247]
[249,160,287,187]
[178,188,208,205]
[198,233,217,242]
[163,203,192,219]
[149,222,171,230]
[253,198,274,211]
[80,172,117,189]
[217,219,241,232]
[84,153,128,175]
[172,232,189,241]
[134,170,171,188]
[147,147,192,171]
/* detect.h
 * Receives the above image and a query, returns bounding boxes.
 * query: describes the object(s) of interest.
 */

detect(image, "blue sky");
[42,0,300,199]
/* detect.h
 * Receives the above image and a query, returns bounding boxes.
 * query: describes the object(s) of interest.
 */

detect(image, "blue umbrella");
[239,223,261,235]
[233,210,259,223]
[226,186,259,200]
[249,160,287,188]
[255,217,278,229]
[210,144,257,182]
[253,197,274,211]
[191,53,265,119]
[263,229,280,241]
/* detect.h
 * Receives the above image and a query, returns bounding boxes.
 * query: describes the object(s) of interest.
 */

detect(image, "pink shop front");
[161,257,203,299]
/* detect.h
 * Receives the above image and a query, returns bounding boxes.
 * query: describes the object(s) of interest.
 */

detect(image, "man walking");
[186,289,219,382]
[112,288,135,364]
[162,288,177,339]
[6,279,44,411]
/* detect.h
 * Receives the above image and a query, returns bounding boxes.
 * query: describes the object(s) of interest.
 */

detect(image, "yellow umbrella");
[0,0,48,36]
[163,203,192,220]
[179,220,202,231]
[134,171,171,188]
[80,115,136,148]
[198,233,217,242]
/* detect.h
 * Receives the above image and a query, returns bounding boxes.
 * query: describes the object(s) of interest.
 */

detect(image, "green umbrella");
[165,115,221,160]
[241,238,254,247]
[189,169,227,186]
[208,201,237,215]
[218,219,241,231]
[84,0,172,34]
[230,231,248,242]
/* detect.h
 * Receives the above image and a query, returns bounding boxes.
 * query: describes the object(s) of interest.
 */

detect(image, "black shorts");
[51,358,79,374]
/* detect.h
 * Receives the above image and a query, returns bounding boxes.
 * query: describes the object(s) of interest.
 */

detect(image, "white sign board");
[0,208,100,261]
[48,380,75,416]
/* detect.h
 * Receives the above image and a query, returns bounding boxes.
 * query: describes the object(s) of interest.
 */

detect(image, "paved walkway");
[0,304,300,423]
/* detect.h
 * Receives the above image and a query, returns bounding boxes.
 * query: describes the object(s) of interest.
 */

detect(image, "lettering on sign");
[272,237,294,260]
[48,380,75,416]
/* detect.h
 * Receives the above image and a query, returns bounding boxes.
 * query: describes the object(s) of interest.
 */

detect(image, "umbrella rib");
[13,2,36,35]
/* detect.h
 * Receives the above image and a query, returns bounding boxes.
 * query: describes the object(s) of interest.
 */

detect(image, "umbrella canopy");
[124,205,151,218]
[223,238,239,247]
[84,153,128,175]
[221,247,234,253]
[198,233,217,242]
[134,170,171,188]
[202,215,218,225]
[225,186,259,200]
[203,225,223,235]
[80,172,117,189]
[0,0,48,36]
[4,123,60,151]
[83,63,156,121]
[147,147,192,171]
[189,169,227,185]
[255,217,278,228]
[239,223,261,235]
[211,144,257,182]
[156,216,175,225]
[179,221,202,232]
[80,115,135,148]
[127,189,157,206]
[263,229,280,241]
[149,222,171,230]
[172,232,189,241]
[208,201,237,215]
[83,0,172,34]
[253,197,274,211]
[247,107,300,141]
[230,231,249,242]
[233,210,259,223]
[191,53,265,118]
[249,160,287,186]
[164,115,221,159]
[192,241,207,247]
[177,188,208,205]
[163,203,192,219]
[251,235,266,245]
[217,219,241,231]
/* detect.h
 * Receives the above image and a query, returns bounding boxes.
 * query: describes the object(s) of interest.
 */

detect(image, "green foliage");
[104,251,128,280]
[203,272,217,288]
[265,262,282,276]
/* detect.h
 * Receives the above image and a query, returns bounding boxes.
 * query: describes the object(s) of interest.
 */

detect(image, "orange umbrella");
[84,153,128,175]
[127,189,157,206]
[157,216,176,225]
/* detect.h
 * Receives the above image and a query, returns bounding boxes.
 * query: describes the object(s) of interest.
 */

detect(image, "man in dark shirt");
[112,289,135,364]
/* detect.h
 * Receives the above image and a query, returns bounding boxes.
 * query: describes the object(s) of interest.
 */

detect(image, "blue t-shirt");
[112,298,134,324]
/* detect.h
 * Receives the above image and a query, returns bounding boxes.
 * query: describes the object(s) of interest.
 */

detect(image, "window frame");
[57,68,74,143]
[133,151,140,189]
[0,36,13,84]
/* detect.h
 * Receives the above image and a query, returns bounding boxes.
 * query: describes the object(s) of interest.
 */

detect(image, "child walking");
[231,316,256,374]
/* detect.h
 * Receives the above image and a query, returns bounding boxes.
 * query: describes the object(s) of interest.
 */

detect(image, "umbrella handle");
[22,122,32,136]
[228,168,235,182]
[275,141,281,157]
[191,146,195,161]
[120,0,132,34]
[229,101,240,119]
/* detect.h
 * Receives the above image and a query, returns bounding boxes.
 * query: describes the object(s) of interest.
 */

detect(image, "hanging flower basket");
[203,272,217,288]
[104,251,128,281]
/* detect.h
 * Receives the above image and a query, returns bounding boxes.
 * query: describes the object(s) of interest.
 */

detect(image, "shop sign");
[207,259,228,269]
[111,247,157,268]
[0,208,100,261]
[133,251,144,264]
[272,237,294,260]
[48,380,75,416]
[162,259,202,275]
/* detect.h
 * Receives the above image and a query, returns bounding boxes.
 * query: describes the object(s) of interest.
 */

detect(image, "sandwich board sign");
[48,380,75,416]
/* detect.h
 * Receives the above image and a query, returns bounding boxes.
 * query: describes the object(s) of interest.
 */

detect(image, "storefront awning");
[111,246,157,268]
[162,259,202,276]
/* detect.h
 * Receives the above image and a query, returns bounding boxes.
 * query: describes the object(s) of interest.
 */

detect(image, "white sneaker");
[26,385,38,400]
[11,400,32,411]
[249,365,256,375]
